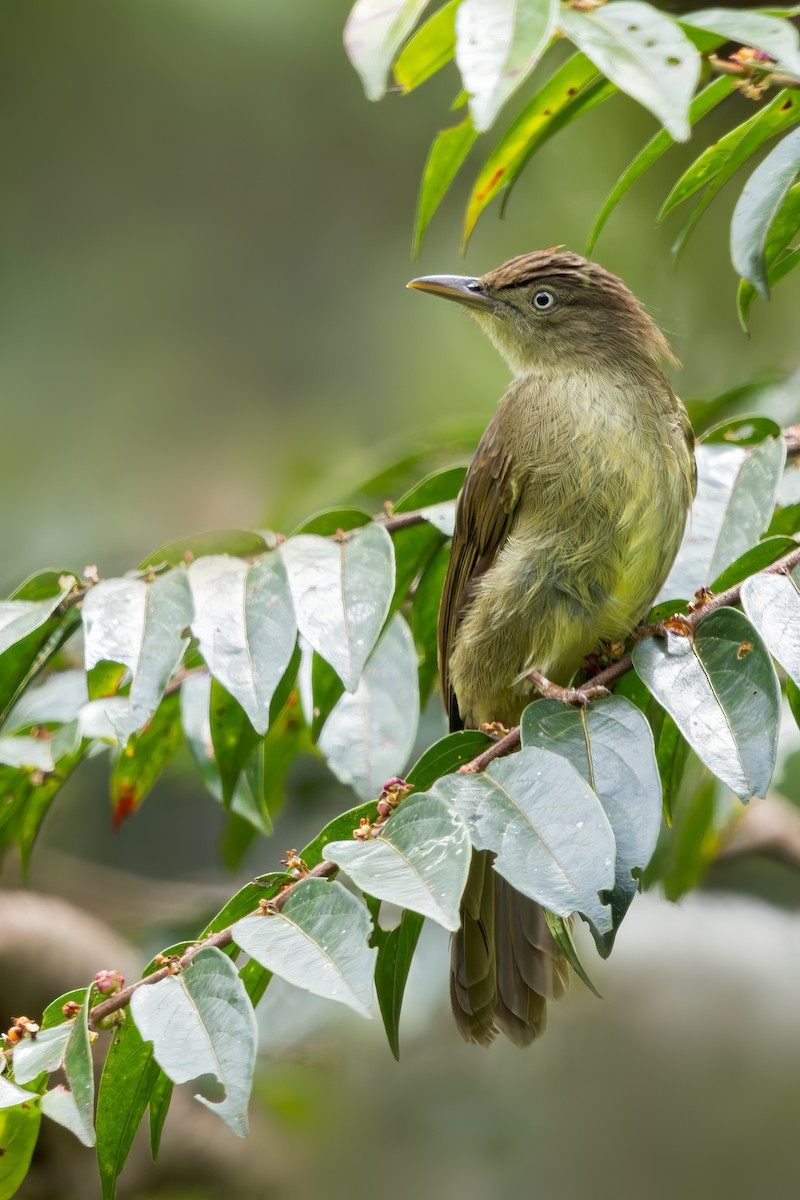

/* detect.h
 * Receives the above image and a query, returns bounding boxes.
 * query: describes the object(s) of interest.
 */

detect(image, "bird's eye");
[532,290,555,311]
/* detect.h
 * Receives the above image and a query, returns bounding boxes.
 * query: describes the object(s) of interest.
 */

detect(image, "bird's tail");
[450,849,569,1047]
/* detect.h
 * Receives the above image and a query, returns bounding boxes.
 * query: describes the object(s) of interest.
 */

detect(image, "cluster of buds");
[153,953,182,974]
[281,849,309,878]
[689,586,714,613]
[3,1015,39,1047]
[710,46,790,100]
[353,776,414,841]
[94,968,125,997]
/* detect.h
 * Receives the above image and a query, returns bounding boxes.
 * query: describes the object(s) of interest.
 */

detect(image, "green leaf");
[189,552,296,735]
[651,707,690,824]
[0,1100,41,1200]
[148,1072,172,1160]
[82,571,192,743]
[659,108,761,220]
[110,692,183,828]
[282,524,395,692]
[633,608,781,801]
[96,1019,160,1200]
[390,522,442,612]
[412,541,450,704]
[587,75,736,255]
[659,435,786,600]
[199,873,291,939]
[307,652,346,741]
[788,676,800,731]
[0,573,75,657]
[232,879,376,1016]
[455,0,559,131]
[300,801,377,867]
[741,558,800,686]
[327,791,471,929]
[140,530,270,570]
[702,415,783,445]
[344,0,431,100]
[0,572,80,725]
[291,508,372,537]
[369,905,424,1059]
[464,53,610,240]
[0,1076,36,1109]
[648,762,720,900]
[731,126,800,296]
[429,747,616,927]
[710,535,797,592]
[12,1025,72,1084]
[394,465,466,511]
[395,0,459,91]
[0,735,53,771]
[406,728,490,788]
[683,9,800,78]
[130,947,256,1138]
[413,114,477,256]
[521,695,662,952]
[209,681,260,809]
[40,985,95,1147]
[315,614,420,801]
[666,90,800,259]
[559,1,700,141]
[4,667,87,731]
[737,182,800,325]
[542,910,600,998]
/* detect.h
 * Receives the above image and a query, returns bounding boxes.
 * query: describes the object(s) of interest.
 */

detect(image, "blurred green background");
[2,2,800,1198]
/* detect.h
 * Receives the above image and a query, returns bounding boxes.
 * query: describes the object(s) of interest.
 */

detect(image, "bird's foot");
[527,670,609,708]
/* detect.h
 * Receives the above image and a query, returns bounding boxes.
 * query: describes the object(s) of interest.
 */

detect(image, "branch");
[86,539,800,1028]
[88,860,338,1026]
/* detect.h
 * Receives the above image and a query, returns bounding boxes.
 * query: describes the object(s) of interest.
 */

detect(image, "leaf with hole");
[560,1,699,141]
[683,8,800,78]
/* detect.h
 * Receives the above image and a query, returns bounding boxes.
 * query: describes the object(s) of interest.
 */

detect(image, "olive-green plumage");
[409,250,696,1047]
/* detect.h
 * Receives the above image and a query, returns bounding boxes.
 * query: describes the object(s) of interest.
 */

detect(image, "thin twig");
[85,539,800,1028]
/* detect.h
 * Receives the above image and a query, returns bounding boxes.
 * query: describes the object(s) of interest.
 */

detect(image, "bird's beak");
[407,274,496,310]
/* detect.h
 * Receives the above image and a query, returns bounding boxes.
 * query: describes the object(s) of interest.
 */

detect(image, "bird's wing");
[438,410,521,730]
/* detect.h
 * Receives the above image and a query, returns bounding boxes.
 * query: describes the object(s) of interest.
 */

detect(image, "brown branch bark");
[86,539,800,1029]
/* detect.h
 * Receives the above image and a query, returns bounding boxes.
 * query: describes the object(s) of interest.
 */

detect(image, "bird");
[408,250,696,1047]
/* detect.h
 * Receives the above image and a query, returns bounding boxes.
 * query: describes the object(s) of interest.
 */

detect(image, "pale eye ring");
[532,289,555,311]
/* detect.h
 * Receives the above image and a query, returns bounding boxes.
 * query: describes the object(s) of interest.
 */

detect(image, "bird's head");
[408,250,676,377]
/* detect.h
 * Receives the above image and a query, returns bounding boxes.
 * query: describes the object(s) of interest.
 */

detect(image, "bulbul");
[408,250,696,1047]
